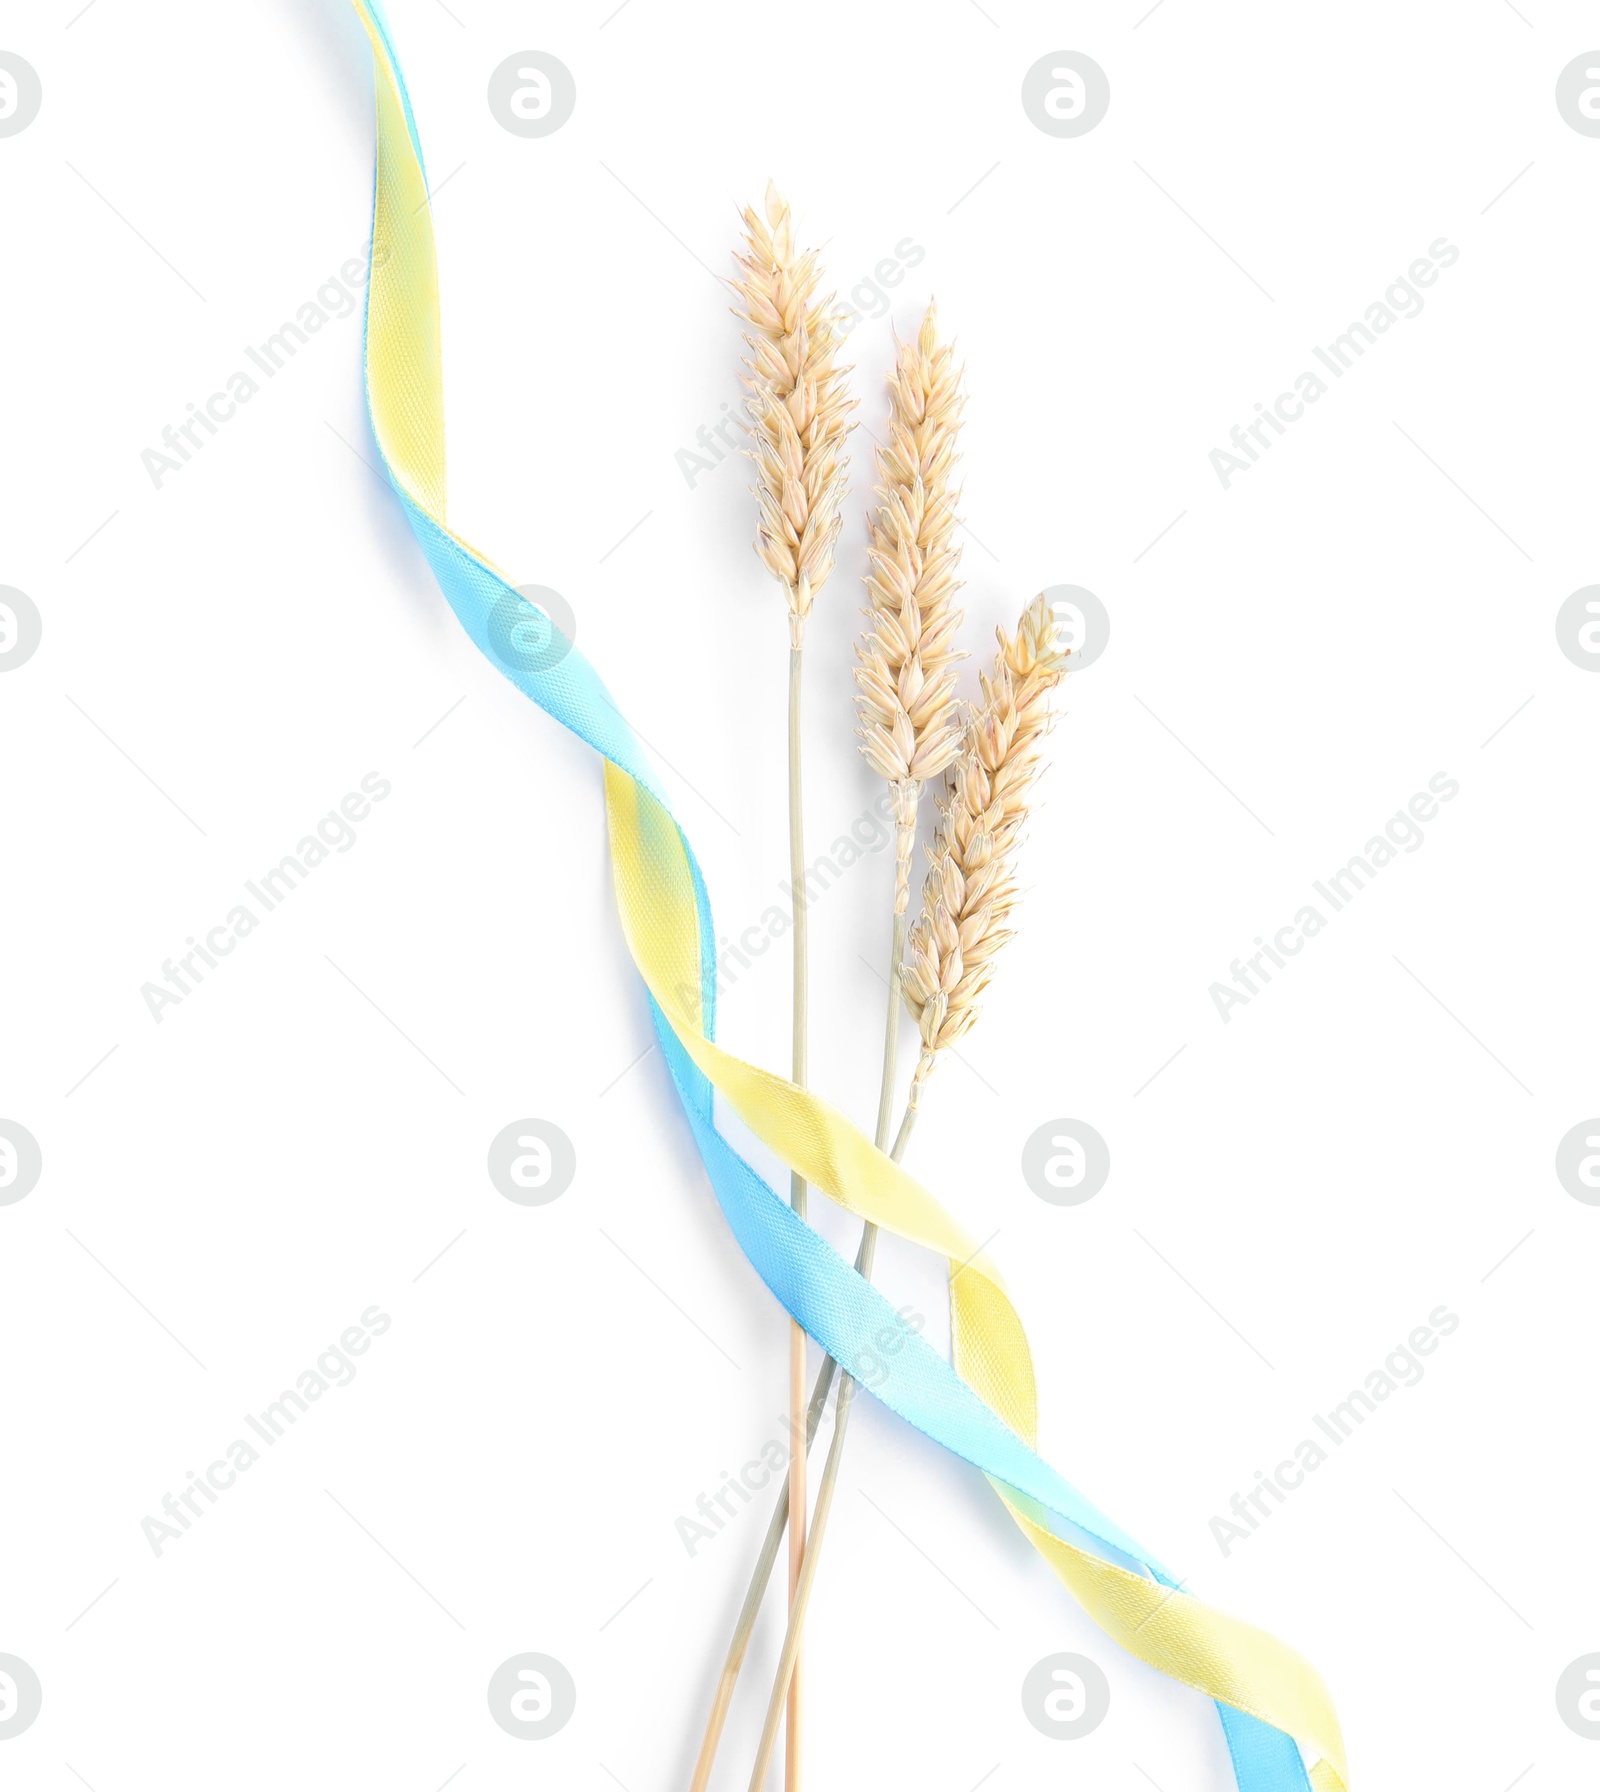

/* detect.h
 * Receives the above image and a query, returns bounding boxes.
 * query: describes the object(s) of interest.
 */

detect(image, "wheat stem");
[874,904,908,1150]
[686,1234,869,1792]
[686,1355,836,1792]
[745,1104,918,1792]
[889,1096,919,1162]
[686,854,905,1792]
[742,871,913,1789]
[789,649,809,1115]
[784,641,808,1790]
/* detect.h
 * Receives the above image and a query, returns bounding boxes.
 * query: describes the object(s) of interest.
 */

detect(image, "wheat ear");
[733,180,853,650]
[903,591,1073,1109]
[856,299,968,918]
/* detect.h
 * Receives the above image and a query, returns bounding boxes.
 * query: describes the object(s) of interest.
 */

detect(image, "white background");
[2,2,1596,1788]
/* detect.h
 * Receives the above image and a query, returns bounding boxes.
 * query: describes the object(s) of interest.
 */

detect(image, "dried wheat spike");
[731,181,854,647]
[901,593,1071,1099]
[854,301,968,913]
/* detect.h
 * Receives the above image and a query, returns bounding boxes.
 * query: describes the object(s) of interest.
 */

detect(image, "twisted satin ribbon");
[345,7,1347,1785]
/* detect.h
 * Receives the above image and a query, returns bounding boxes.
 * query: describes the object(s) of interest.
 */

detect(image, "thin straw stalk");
[731,179,853,1792]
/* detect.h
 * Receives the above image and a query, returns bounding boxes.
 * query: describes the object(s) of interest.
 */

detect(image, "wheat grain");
[902,592,1071,1104]
[731,181,853,648]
